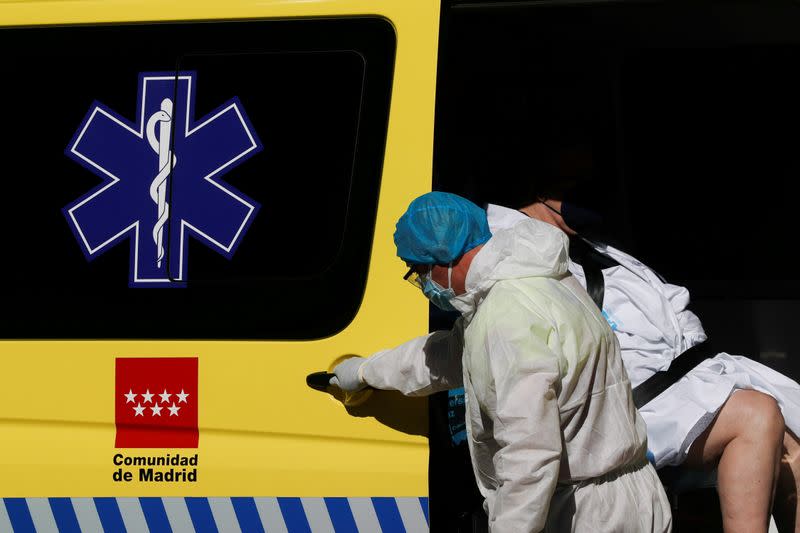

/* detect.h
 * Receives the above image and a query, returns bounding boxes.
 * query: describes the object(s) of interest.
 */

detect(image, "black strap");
[632,341,715,409]
[565,235,711,409]
[581,252,606,310]
[569,237,618,310]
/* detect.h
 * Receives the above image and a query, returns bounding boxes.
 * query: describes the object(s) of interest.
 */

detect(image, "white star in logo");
[124,389,137,403]
[176,389,189,403]
[168,403,181,416]
[133,403,145,416]
[150,404,163,416]
[141,390,154,404]
[159,389,171,404]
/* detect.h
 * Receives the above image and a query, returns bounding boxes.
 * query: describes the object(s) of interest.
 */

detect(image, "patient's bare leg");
[684,390,784,533]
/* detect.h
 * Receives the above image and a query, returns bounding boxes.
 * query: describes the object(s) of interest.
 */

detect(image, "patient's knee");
[730,390,785,444]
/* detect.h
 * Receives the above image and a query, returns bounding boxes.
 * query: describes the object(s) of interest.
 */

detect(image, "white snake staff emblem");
[145,98,177,269]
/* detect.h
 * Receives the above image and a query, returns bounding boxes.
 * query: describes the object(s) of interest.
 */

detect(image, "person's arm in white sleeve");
[486,315,562,533]
[357,318,465,396]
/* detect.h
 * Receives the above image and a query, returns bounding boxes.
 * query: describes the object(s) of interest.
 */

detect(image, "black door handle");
[306,371,335,391]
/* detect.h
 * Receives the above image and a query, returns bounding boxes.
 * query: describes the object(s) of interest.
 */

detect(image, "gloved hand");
[329,357,367,392]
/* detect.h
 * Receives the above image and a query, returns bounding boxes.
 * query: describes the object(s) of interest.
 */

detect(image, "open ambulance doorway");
[431,1,800,531]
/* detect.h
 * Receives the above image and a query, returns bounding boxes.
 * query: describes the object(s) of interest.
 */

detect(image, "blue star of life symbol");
[64,72,262,287]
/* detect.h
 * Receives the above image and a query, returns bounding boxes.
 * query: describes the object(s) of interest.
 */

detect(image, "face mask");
[560,202,604,233]
[542,201,604,235]
[422,265,457,312]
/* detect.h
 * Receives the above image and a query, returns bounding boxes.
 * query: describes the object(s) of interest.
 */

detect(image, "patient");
[489,190,800,533]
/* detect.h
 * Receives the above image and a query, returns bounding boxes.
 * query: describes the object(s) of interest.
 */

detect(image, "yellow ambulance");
[0,0,436,530]
[3,0,798,530]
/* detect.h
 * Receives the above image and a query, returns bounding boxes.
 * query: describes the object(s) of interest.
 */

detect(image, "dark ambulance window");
[0,18,395,339]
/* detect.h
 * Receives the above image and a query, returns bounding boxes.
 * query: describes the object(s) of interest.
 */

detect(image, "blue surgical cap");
[394,192,492,265]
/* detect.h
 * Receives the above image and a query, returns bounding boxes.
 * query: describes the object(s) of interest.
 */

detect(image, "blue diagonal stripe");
[278,498,311,533]
[140,497,173,533]
[231,497,265,533]
[324,498,358,533]
[94,498,127,532]
[186,497,219,533]
[49,498,81,533]
[372,498,405,533]
[4,499,35,533]
[419,498,429,525]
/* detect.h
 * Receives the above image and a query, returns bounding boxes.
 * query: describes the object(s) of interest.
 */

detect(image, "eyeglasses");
[403,265,428,290]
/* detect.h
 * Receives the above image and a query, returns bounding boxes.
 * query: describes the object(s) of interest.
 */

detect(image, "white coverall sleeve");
[359,319,465,396]
[485,315,562,533]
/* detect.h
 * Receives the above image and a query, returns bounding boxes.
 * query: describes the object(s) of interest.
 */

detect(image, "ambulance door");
[0,2,440,530]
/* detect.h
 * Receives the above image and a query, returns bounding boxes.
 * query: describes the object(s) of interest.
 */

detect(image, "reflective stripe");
[254,498,288,533]
[0,497,430,531]
[300,498,335,533]
[323,498,358,533]
[0,500,14,533]
[347,498,381,533]
[4,499,35,533]
[26,498,58,533]
[117,497,150,532]
[49,498,81,533]
[372,498,404,533]
[396,498,428,533]
[185,498,217,533]
[71,498,104,533]
[278,498,311,532]
[208,498,239,533]
[94,498,127,532]
[231,498,265,533]
[419,498,429,525]
[139,497,172,533]
[162,497,195,533]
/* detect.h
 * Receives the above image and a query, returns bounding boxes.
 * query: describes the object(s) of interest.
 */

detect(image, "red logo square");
[115,357,198,448]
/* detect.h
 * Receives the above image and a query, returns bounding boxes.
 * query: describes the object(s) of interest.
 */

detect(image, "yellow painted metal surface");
[0,0,438,497]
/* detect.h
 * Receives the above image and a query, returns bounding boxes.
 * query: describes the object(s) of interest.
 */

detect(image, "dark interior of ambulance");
[430,1,800,531]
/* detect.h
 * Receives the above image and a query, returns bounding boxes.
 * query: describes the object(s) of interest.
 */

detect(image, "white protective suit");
[487,204,800,468]
[361,218,671,532]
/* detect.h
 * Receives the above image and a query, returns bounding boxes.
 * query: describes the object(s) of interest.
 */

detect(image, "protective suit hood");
[450,217,569,319]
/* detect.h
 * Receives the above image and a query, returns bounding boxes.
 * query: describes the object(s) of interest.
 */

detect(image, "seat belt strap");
[570,237,617,310]
[564,234,713,409]
[632,341,715,409]
[581,252,606,310]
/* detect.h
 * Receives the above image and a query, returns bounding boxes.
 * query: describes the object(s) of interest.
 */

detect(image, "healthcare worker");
[333,191,671,533]
[338,188,800,532]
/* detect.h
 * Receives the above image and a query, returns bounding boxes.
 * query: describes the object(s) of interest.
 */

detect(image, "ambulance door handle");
[306,371,375,392]
[305,370,374,407]
[306,372,335,391]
